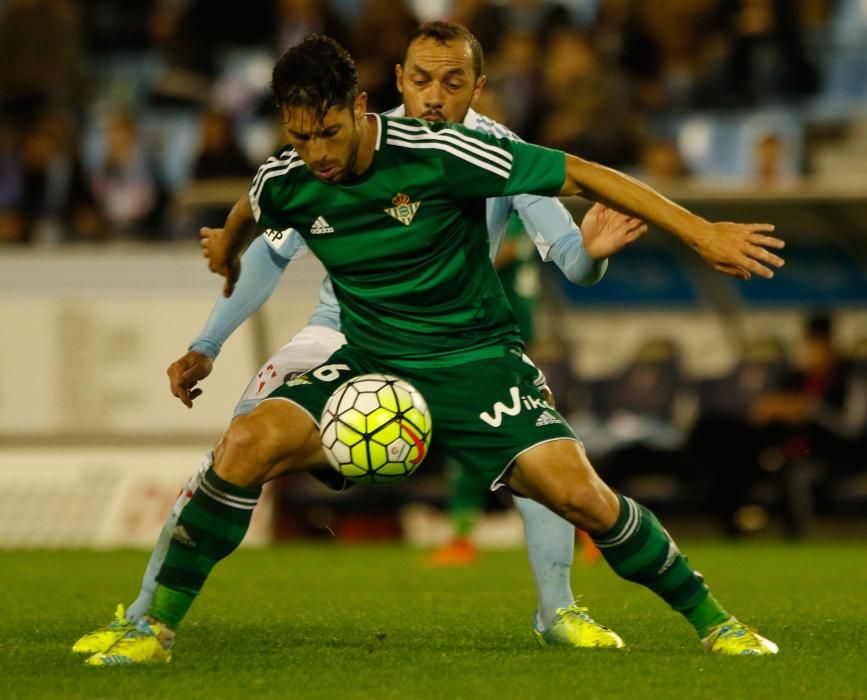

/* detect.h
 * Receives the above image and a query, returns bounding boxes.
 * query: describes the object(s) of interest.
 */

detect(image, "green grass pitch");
[2,542,865,699]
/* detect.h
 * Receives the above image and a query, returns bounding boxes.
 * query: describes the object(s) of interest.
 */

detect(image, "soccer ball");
[320,374,433,485]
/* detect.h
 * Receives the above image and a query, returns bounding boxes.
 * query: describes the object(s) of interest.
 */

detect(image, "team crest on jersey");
[283,371,312,388]
[384,193,420,226]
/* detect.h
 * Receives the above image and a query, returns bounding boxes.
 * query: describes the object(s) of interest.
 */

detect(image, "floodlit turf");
[1,542,865,699]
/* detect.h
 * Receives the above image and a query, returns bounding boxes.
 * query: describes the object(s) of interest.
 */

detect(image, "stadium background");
[1,0,866,548]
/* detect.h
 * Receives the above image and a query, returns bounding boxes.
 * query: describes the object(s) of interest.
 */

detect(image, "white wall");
[0,246,325,438]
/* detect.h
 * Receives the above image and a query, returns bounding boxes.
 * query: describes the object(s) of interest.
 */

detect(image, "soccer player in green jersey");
[73,22,646,659]
[83,33,784,665]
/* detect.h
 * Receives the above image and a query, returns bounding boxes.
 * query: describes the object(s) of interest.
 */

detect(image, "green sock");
[452,509,479,538]
[684,593,730,638]
[147,466,261,630]
[445,456,486,538]
[592,495,729,638]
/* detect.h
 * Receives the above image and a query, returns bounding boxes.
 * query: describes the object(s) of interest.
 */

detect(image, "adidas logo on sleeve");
[310,216,335,234]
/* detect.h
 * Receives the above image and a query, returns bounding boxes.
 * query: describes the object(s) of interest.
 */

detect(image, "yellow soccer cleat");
[702,618,779,656]
[85,618,173,666]
[72,604,134,655]
[533,601,625,649]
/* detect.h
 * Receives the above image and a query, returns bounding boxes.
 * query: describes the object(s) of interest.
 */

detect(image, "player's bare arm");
[560,154,785,280]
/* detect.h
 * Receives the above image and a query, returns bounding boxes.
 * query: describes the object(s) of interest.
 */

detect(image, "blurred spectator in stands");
[687,336,791,535]
[753,132,791,187]
[148,0,272,106]
[636,135,690,182]
[531,27,639,167]
[188,109,256,230]
[0,115,102,244]
[500,0,573,43]
[485,30,542,134]
[692,314,867,536]
[83,0,153,54]
[577,337,696,514]
[350,0,418,112]
[274,0,349,53]
[0,0,85,122]
[0,120,26,244]
[577,337,691,460]
[446,0,506,53]
[88,111,166,240]
[596,0,718,113]
[751,314,865,466]
[192,110,255,181]
[704,0,819,108]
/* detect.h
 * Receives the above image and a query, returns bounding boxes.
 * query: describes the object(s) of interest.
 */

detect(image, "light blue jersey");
[190,108,607,359]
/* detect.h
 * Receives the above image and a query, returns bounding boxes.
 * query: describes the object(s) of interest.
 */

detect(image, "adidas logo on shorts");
[310,216,334,234]
[535,410,561,427]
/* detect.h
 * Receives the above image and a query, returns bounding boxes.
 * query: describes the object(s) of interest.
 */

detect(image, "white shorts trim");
[489,436,582,492]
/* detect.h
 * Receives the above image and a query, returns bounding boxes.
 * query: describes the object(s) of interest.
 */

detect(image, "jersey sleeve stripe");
[389,120,513,164]
[475,115,520,142]
[386,137,511,179]
[388,121,513,165]
[251,151,298,194]
[250,158,303,202]
[249,160,305,220]
[387,124,512,173]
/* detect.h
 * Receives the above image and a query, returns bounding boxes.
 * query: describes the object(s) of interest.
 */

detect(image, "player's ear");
[470,74,486,106]
[354,92,368,121]
[395,63,404,95]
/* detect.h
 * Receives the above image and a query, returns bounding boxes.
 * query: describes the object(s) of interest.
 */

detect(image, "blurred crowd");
[1,0,866,244]
[535,312,867,536]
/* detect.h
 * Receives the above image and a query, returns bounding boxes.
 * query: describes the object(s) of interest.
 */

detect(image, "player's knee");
[215,415,280,486]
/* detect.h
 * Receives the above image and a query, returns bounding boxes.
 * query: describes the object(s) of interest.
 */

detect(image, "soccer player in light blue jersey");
[74,22,646,658]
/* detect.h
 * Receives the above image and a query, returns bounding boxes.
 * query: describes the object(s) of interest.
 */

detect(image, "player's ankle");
[144,616,176,644]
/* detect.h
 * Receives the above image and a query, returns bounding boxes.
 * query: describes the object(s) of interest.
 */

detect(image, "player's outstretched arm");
[560,155,784,280]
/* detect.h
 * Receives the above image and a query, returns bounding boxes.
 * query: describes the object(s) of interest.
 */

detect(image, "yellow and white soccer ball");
[320,373,433,485]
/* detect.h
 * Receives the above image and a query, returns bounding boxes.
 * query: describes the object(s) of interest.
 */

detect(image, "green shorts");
[264,345,578,489]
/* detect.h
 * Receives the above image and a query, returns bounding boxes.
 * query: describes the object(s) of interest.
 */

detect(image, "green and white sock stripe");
[594,495,641,549]
[592,494,712,616]
[198,470,259,511]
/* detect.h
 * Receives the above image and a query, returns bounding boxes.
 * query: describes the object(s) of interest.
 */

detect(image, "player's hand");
[200,227,241,297]
[580,203,647,260]
[687,221,784,280]
[167,350,214,408]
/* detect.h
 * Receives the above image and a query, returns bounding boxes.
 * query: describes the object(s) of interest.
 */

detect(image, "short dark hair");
[270,35,359,121]
[402,21,485,78]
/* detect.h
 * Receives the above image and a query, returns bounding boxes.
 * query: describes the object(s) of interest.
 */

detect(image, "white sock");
[125,451,212,621]
[514,495,575,629]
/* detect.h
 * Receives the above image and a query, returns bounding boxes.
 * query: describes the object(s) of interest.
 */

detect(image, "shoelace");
[117,618,158,642]
[560,601,597,624]
[109,611,131,630]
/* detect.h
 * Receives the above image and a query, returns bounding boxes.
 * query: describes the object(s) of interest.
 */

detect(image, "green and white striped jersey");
[250,114,565,368]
